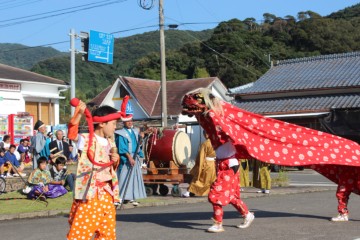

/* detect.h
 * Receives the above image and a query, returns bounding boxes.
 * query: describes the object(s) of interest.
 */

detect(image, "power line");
[111,24,159,34]
[0,22,216,54]
[0,0,42,11]
[0,0,112,23]
[166,17,261,77]
[0,0,128,28]
[167,18,270,68]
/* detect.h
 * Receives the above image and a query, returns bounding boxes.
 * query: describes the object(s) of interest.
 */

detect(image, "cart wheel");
[159,184,169,196]
[171,184,182,197]
[145,186,154,196]
[0,177,6,195]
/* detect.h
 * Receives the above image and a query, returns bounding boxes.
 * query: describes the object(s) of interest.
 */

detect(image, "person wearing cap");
[115,101,146,206]
[31,120,47,169]
[17,138,31,166]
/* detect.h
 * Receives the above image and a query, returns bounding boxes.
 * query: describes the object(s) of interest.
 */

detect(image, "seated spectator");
[17,139,32,166]
[0,148,6,178]
[67,144,78,162]
[50,157,75,192]
[0,135,11,151]
[27,157,68,200]
[4,144,26,177]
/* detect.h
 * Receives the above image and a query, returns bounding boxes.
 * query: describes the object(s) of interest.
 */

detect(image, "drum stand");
[143,160,191,197]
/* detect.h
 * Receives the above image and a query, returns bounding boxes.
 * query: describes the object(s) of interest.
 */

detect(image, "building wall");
[0,80,65,126]
[110,86,148,119]
[25,101,55,125]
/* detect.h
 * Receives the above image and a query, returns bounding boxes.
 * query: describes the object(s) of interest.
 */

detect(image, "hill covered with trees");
[6,3,360,122]
[0,43,65,69]
[30,29,213,100]
[132,3,360,88]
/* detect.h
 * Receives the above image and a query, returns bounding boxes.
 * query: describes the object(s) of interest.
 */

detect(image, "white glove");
[228,158,239,168]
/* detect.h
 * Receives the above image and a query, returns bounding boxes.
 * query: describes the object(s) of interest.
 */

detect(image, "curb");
[0,186,337,221]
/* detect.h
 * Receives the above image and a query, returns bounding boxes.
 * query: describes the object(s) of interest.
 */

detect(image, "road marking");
[290,183,337,187]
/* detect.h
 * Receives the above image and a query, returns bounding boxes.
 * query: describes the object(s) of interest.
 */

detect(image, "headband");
[92,112,126,123]
[69,96,131,168]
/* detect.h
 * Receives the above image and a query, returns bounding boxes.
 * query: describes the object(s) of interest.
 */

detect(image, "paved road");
[1,190,359,240]
[286,169,337,187]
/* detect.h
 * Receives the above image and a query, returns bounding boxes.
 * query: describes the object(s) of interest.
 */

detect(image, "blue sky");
[0,0,359,52]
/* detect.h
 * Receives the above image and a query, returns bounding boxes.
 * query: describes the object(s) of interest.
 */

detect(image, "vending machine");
[0,114,8,142]
[8,113,34,145]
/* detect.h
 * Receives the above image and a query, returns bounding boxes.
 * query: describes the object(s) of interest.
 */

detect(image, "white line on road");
[290,183,337,187]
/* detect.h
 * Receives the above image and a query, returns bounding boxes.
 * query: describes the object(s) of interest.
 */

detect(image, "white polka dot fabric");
[196,101,360,188]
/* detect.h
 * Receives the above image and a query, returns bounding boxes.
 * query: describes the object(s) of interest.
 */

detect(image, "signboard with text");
[0,82,21,91]
[88,30,114,64]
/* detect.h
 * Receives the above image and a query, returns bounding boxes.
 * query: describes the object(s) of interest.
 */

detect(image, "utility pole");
[159,0,167,127]
[69,28,76,116]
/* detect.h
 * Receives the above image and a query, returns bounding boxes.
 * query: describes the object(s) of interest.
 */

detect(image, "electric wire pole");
[70,28,76,116]
[159,0,167,127]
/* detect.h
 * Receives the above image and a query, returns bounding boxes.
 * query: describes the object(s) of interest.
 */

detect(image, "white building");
[0,63,69,125]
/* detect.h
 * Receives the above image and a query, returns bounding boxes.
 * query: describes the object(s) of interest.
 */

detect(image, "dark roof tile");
[230,52,360,95]
[121,76,219,117]
[88,85,112,106]
[0,63,68,85]
[234,94,360,115]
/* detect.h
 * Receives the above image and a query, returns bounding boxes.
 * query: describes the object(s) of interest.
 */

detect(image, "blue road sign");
[88,30,114,64]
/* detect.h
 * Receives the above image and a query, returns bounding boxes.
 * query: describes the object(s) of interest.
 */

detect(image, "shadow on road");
[116,208,332,230]
[116,211,213,231]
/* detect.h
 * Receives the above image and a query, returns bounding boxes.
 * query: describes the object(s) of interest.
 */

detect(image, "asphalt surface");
[0,169,355,240]
[1,190,360,240]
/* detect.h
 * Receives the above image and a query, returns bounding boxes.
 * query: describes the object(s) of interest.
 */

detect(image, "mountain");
[8,4,357,123]
[0,43,65,69]
[130,4,360,89]
[328,3,360,20]
[30,29,213,101]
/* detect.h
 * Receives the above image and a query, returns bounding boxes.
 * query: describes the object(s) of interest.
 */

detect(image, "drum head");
[172,131,191,167]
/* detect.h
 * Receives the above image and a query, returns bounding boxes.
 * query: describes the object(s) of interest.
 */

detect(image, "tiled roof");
[152,77,219,116]
[120,76,219,116]
[0,63,68,85]
[234,94,360,115]
[119,77,160,116]
[229,52,360,95]
[88,85,112,106]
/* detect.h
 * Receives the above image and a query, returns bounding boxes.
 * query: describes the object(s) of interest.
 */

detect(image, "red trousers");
[336,186,352,214]
[208,159,249,223]
[335,167,360,214]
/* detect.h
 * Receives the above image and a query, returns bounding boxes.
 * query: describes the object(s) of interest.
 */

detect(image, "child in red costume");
[208,141,254,232]
[181,89,254,233]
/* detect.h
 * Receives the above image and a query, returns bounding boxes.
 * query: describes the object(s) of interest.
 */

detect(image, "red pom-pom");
[70,98,80,107]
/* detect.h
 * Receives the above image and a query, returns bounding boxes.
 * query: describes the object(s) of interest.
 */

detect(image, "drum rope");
[145,128,157,164]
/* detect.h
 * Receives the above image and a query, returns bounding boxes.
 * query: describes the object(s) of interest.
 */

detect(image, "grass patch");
[272,170,289,187]
[0,190,73,215]
[0,190,174,215]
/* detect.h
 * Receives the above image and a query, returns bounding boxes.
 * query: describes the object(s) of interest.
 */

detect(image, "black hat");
[47,131,53,137]
[34,120,45,130]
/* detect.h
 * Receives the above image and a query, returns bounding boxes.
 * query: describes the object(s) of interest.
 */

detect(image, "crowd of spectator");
[0,123,79,200]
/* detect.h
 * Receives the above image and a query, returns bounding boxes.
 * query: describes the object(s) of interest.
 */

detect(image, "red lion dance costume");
[181,88,360,232]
